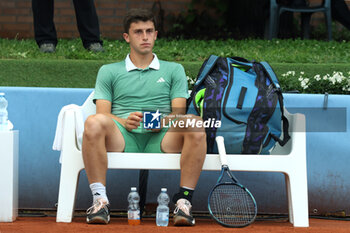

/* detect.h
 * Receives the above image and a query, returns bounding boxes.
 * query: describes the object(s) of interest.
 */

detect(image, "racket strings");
[209,184,256,226]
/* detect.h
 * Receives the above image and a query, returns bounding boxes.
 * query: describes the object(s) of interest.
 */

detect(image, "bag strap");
[262,91,290,147]
[274,92,291,146]
[260,61,281,89]
[258,62,290,147]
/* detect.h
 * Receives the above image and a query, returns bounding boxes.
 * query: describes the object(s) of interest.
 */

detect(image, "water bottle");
[0,92,8,131]
[127,187,140,225]
[156,188,170,226]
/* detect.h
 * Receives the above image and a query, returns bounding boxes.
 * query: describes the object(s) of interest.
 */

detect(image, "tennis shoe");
[87,43,104,52]
[173,198,195,226]
[39,43,55,53]
[86,198,110,224]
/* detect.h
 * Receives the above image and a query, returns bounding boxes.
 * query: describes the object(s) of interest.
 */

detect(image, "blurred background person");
[331,0,350,30]
[32,0,103,53]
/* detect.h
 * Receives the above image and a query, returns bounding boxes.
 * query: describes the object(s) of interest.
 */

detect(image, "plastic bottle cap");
[131,187,137,191]
[161,188,167,192]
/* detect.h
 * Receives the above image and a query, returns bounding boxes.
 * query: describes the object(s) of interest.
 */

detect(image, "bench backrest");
[81,91,96,121]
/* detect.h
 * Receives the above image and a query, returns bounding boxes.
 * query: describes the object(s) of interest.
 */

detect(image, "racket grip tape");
[215,136,228,166]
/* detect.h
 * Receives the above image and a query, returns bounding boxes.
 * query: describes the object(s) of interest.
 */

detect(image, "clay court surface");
[1,217,350,233]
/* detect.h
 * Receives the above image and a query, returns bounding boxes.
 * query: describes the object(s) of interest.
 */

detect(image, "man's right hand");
[124,112,143,131]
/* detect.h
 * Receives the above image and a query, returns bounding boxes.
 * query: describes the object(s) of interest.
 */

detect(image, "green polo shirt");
[93,54,189,132]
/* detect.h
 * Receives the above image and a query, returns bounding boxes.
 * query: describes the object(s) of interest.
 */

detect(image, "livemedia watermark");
[143,110,221,130]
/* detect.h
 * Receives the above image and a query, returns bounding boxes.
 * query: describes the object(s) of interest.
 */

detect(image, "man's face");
[123,20,158,55]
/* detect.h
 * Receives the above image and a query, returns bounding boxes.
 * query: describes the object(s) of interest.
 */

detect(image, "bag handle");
[260,61,281,89]
[229,57,253,68]
[187,55,219,114]
[193,55,219,87]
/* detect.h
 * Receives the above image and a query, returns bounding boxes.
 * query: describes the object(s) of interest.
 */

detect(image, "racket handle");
[215,136,228,166]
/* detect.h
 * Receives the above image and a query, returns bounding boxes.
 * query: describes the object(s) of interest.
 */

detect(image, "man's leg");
[82,113,125,224]
[161,114,207,226]
[31,0,57,51]
[332,0,350,30]
[72,0,103,50]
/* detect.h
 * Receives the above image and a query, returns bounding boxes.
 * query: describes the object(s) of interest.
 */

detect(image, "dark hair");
[123,8,157,33]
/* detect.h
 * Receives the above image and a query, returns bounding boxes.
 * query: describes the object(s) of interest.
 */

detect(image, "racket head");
[208,182,257,228]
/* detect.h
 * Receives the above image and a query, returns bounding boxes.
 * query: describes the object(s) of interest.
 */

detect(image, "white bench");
[55,92,309,227]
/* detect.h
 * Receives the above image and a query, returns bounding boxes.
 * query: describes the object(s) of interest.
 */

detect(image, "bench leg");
[139,169,149,219]
[285,171,309,227]
[56,162,81,223]
[284,174,294,224]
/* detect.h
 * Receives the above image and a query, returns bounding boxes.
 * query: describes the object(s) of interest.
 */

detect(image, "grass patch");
[1,59,349,94]
[1,38,350,63]
[0,59,104,88]
[0,38,349,94]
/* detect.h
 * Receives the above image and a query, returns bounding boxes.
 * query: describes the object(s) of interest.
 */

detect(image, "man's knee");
[185,130,206,145]
[181,114,206,144]
[181,114,205,131]
[84,114,110,139]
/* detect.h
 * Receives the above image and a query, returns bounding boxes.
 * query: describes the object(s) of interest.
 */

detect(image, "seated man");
[82,8,207,226]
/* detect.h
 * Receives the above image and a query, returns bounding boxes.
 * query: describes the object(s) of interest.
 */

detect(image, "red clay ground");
[1,217,350,233]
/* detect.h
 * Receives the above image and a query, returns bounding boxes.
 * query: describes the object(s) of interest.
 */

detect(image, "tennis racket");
[208,136,257,228]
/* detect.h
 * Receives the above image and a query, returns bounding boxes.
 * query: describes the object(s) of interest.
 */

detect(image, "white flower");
[285,71,296,76]
[314,74,321,81]
[332,72,344,83]
[300,76,310,89]
[187,76,195,85]
[283,71,302,78]
[17,52,28,58]
[329,76,336,85]
[300,80,309,89]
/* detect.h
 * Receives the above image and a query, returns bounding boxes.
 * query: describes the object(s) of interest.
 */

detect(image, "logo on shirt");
[143,110,161,129]
[156,77,165,83]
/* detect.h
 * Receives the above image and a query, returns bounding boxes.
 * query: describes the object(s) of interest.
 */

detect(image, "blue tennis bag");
[187,55,290,154]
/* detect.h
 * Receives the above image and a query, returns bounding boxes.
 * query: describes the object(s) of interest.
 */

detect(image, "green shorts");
[113,119,169,153]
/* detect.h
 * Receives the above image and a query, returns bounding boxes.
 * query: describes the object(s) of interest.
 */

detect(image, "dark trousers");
[331,0,350,30]
[279,0,350,31]
[32,0,102,48]
[287,0,350,30]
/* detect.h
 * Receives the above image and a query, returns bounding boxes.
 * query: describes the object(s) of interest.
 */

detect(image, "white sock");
[181,186,194,190]
[89,182,109,204]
